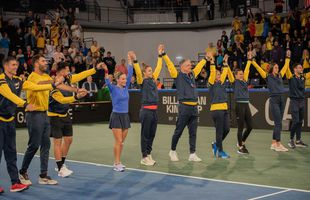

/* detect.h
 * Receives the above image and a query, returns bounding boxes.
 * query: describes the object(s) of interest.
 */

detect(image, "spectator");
[53,46,65,63]
[271,40,283,64]
[0,32,10,59]
[50,63,58,78]
[204,0,215,20]
[45,39,55,61]
[17,62,32,78]
[85,51,93,69]
[24,27,36,48]
[196,68,208,88]
[90,41,100,55]
[205,42,217,57]
[16,48,25,66]
[274,0,284,13]
[51,21,60,46]
[24,11,34,27]
[175,0,184,23]
[82,76,98,102]
[129,76,139,89]
[221,31,229,49]
[234,29,244,43]
[289,0,299,11]
[115,58,128,75]
[292,38,303,63]
[61,26,70,47]
[103,51,116,74]
[68,43,77,58]
[232,16,242,32]
[36,31,45,50]
[281,17,290,35]
[155,78,165,89]
[190,0,199,22]
[80,43,89,56]
[270,11,281,25]
[71,20,82,40]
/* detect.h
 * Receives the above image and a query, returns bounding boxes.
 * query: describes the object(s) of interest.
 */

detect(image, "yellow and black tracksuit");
[133,56,163,158]
[228,60,253,147]
[48,68,97,138]
[208,63,232,152]
[0,73,53,183]
[163,53,206,153]
[286,66,306,142]
[252,58,290,142]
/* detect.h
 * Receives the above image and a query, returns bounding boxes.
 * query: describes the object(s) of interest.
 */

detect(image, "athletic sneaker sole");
[295,144,308,148]
[237,150,248,155]
[10,187,28,192]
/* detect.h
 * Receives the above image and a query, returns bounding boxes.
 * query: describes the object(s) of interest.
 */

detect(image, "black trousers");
[140,109,158,158]
[290,99,305,141]
[171,104,198,154]
[20,112,50,175]
[0,120,20,184]
[235,103,253,146]
[190,6,199,22]
[211,110,230,152]
[270,96,285,142]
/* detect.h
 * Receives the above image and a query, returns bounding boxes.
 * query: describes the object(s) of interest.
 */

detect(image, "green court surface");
[15,123,310,191]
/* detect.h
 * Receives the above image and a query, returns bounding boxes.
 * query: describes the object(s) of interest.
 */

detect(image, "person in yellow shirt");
[19,54,79,186]
[232,16,242,31]
[270,11,281,25]
[133,44,163,166]
[36,31,45,49]
[266,32,274,51]
[302,50,310,88]
[234,29,244,43]
[205,42,217,57]
[281,17,290,34]
[163,46,207,162]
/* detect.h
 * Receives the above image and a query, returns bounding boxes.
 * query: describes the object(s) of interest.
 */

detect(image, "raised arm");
[223,54,234,83]
[153,46,165,80]
[252,60,267,79]
[285,65,293,79]
[244,60,252,82]
[193,58,207,78]
[208,55,216,85]
[162,52,178,78]
[126,51,135,88]
[220,66,229,84]
[69,62,106,83]
[279,56,291,78]
[133,61,143,85]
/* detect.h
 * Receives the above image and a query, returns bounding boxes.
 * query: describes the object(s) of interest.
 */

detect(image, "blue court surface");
[0,154,309,200]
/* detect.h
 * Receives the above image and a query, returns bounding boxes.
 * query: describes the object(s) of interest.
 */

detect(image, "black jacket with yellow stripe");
[48,68,98,117]
[0,73,26,121]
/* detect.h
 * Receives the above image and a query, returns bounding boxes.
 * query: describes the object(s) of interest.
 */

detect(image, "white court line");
[248,189,291,200]
[17,153,310,193]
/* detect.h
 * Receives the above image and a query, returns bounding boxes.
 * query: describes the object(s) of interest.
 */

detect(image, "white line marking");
[248,189,291,200]
[16,153,310,193]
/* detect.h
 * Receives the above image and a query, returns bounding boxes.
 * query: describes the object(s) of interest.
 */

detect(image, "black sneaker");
[237,146,249,155]
[242,145,249,154]
[295,140,308,148]
[288,140,296,149]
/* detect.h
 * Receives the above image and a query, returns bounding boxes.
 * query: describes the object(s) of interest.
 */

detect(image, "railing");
[1,0,306,24]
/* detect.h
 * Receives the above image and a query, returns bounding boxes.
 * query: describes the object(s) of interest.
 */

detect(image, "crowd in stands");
[196,7,310,88]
